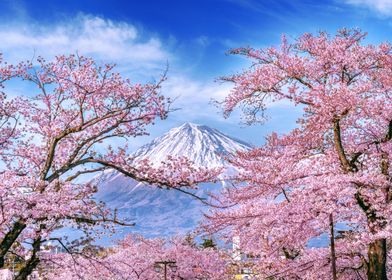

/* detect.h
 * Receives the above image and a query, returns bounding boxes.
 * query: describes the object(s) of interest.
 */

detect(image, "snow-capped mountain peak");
[93,123,251,239]
[131,122,251,168]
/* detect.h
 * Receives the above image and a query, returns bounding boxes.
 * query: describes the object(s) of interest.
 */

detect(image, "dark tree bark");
[329,213,337,280]
[0,220,26,268]
[334,119,391,280]
[367,239,387,280]
[14,237,41,280]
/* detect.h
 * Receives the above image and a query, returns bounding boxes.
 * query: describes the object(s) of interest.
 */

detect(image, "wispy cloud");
[0,14,234,123]
[0,14,170,76]
[342,0,392,16]
[0,12,295,134]
[163,75,231,118]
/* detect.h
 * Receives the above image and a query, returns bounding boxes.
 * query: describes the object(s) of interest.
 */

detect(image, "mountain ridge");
[131,122,251,168]
[94,122,251,238]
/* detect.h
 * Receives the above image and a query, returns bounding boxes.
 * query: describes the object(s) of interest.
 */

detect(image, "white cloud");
[342,0,392,16]
[0,14,170,75]
[160,75,230,120]
[164,76,229,102]
[0,14,296,129]
[0,14,232,121]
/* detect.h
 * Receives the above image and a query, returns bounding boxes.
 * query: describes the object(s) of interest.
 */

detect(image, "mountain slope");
[132,122,250,168]
[94,123,251,238]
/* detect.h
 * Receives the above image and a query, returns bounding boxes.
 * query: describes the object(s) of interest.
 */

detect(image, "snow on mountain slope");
[132,122,250,168]
[94,122,251,238]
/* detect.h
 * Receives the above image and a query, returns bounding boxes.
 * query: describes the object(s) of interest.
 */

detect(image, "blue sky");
[1,0,392,148]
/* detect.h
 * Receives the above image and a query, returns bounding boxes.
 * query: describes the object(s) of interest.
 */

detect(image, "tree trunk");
[14,237,41,280]
[14,257,40,280]
[0,220,26,267]
[329,213,337,280]
[367,239,387,280]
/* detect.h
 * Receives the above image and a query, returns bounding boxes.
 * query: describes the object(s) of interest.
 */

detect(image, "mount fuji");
[94,123,251,238]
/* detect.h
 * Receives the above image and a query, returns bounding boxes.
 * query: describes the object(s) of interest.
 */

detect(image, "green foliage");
[200,238,216,249]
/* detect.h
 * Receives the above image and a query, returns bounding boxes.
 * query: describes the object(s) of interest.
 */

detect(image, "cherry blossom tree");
[206,29,392,279]
[0,54,220,279]
[44,234,230,280]
[0,54,24,148]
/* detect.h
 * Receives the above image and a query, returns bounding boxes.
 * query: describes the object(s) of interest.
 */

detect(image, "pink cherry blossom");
[0,54,220,279]
[44,235,230,280]
[206,29,392,279]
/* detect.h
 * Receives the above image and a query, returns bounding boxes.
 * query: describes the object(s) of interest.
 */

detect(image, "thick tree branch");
[14,237,41,280]
[333,116,353,172]
[0,220,26,268]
